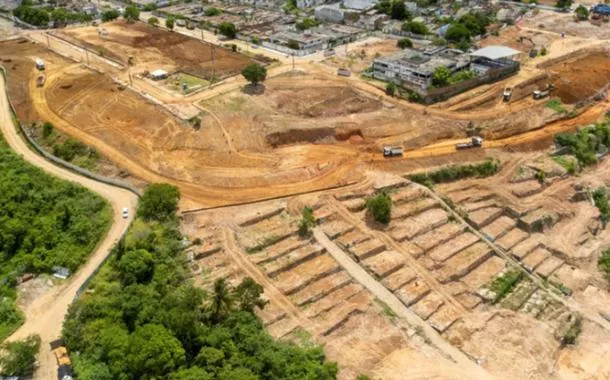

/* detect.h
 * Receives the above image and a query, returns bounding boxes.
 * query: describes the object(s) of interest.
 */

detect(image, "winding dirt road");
[0,74,139,379]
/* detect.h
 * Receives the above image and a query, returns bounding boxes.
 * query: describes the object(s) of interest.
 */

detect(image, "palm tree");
[209,278,233,323]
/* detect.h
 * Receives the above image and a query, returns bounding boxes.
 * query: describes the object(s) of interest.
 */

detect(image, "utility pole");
[46,33,50,49]
[201,29,204,41]
[292,53,295,71]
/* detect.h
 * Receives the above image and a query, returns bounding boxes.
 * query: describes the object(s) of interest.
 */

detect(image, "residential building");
[315,4,345,23]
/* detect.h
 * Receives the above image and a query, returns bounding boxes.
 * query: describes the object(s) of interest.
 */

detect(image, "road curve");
[0,74,139,379]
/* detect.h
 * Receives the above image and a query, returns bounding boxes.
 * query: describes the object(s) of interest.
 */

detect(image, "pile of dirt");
[547,52,610,104]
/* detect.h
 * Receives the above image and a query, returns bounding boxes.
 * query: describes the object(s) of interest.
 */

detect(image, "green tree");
[366,192,392,224]
[386,82,396,96]
[205,7,222,16]
[298,206,315,237]
[0,335,40,377]
[241,63,267,86]
[432,65,451,87]
[575,4,588,19]
[234,277,268,312]
[402,21,429,35]
[296,17,320,30]
[218,22,237,38]
[170,367,214,380]
[287,39,300,50]
[208,278,234,323]
[42,121,54,139]
[166,16,175,30]
[123,6,140,22]
[598,249,610,281]
[556,0,573,9]
[391,1,410,20]
[148,16,159,27]
[101,9,120,22]
[397,37,413,49]
[137,183,180,221]
[127,324,186,378]
[118,249,155,285]
[444,23,470,42]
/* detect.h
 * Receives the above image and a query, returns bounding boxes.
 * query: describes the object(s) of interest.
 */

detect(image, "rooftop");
[470,45,520,60]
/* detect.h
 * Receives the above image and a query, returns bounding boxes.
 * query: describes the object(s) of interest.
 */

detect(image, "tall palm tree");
[209,278,233,324]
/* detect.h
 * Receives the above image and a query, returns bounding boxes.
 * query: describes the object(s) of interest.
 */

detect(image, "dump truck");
[337,68,351,77]
[455,136,483,150]
[503,87,512,102]
[533,84,554,100]
[35,58,45,70]
[383,146,403,157]
[36,74,46,87]
[50,340,71,366]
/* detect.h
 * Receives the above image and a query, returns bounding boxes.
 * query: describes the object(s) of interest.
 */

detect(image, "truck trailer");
[455,136,483,150]
[383,146,403,157]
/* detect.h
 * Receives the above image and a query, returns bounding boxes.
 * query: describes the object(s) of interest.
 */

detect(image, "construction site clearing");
[3,14,610,379]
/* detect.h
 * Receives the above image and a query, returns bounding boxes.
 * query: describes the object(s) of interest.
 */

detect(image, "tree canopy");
[402,21,429,35]
[165,16,175,30]
[101,9,120,22]
[137,183,180,222]
[0,335,40,377]
[366,192,392,224]
[241,63,268,86]
[123,6,140,22]
[397,37,413,49]
[218,22,237,38]
[148,17,159,27]
[63,186,338,379]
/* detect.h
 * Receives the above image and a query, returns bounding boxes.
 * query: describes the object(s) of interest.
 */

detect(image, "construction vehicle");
[533,84,554,100]
[36,74,46,87]
[337,68,351,77]
[35,58,45,70]
[383,146,403,157]
[503,87,513,102]
[50,340,71,367]
[455,136,483,150]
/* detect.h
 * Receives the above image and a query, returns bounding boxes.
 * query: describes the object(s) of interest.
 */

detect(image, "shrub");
[218,22,237,38]
[148,17,159,27]
[407,159,500,187]
[561,314,582,345]
[241,63,267,86]
[598,248,610,280]
[386,82,396,96]
[204,7,222,16]
[397,38,413,49]
[42,121,54,139]
[123,6,140,22]
[295,17,319,31]
[593,187,610,227]
[101,9,120,22]
[402,21,429,35]
[366,192,392,224]
[52,138,89,162]
[489,269,523,303]
[298,207,316,237]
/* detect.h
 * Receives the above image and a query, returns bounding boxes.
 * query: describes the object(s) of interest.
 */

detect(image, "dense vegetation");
[63,184,338,379]
[298,207,316,237]
[366,192,392,224]
[432,66,476,87]
[0,132,110,340]
[598,248,610,281]
[296,17,320,31]
[0,335,40,377]
[408,159,500,188]
[593,187,610,227]
[13,0,92,26]
[554,122,610,167]
[375,0,411,20]
[218,22,237,39]
[444,12,490,47]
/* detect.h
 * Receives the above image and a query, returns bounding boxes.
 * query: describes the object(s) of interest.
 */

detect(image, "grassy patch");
[562,314,583,346]
[488,269,523,303]
[376,299,397,321]
[598,248,610,281]
[165,72,210,94]
[552,155,579,175]
[546,98,567,113]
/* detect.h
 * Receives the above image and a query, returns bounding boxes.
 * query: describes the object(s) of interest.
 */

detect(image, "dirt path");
[312,227,493,379]
[0,74,139,379]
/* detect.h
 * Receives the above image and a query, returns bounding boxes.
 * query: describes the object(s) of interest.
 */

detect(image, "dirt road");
[0,74,139,379]
[312,227,493,379]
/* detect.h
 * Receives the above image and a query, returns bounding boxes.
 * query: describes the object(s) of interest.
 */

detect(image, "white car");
[122,207,129,219]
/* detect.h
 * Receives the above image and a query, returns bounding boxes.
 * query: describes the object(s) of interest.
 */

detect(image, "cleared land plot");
[496,228,529,251]
[411,223,465,252]
[362,250,405,278]
[390,208,448,241]
[290,271,352,306]
[60,20,254,80]
[263,244,325,277]
[461,256,507,289]
[521,247,552,271]
[412,292,445,320]
[381,266,417,291]
[428,232,480,263]
[335,229,370,248]
[435,242,494,283]
[349,238,386,261]
[273,254,340,295]
[468,207,504,228]
[427,304,462,333]
[304,283,363,318]
[322,219,355,239]
[511,238,541,260]
[392,198,438,220]
[535,256,564,278]
[390,185,424,204]
[481,216,518,240]
[395,279,431,307]
[547,52,610,105]
[249,235,310,265]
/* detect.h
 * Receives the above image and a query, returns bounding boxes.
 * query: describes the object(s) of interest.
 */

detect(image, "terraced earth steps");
[535,256,564,278]
[290,271,352,306]
[362,250,405,278]
[194,244,222,260]
[521,247,552,271]
[238,205,285,227]
[349,238,386,261]
[392,198,438,220]
[389,208,448,242]
[335,190,372,202]
[399,240,425,259]
[461,198,498,213]
[390,185,424,205]
[274,255,341,295]
[500,280,537,311]
[510,180,543,198]
[468,207,504,228]
[264,244,326,278]
[303,283,364,319]
[428,232,480,263]
[511,238,541,260]
[481,216,518,240]
[334,229,371,248]
[313,206,335,222]
[461,256,506,289]
[322,219,356,239]
[455,292,483,310]
[428,304,462,333]
[495,228,529,251]
[266,316,299,338]
[249,236,310,265]
[342,197,366,212]
[382,266,417,291]
[395,279,431,307]
[257,302,288,326]
[519,209,560,233]
[447,188,494,204]
[411,223,465,252]
[435,242,494,284]
[411,292,445,320]
[317,300,368,337]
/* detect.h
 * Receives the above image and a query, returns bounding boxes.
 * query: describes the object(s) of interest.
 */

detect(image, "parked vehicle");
[36,74,46,87]
[176,19,186,27]
[533,84,554,100]
[383,146,403,157]
[122,207,129,219]
[35,58,45,70]
[455,136,483,150]
[337,68,351,77]
[503,87,512,102]
[186,21,196,30]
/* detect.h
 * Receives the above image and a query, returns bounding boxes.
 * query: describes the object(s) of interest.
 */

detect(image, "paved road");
[0,74,139,379]
[312,227,494,380]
